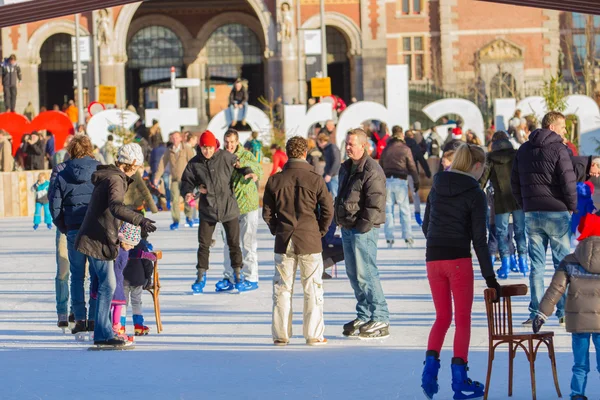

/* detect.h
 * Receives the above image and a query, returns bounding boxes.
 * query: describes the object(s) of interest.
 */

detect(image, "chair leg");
[484,345,495,400]
[528,339,536,400]
[508,341,514,397]
[547,338,562,398]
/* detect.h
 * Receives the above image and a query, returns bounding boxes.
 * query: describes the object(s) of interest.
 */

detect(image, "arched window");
[490,72,517,99]
[326,26,348,63]
[206,24,262,80]
[324,26,351,102]
[39,33,75,109]
[40,33,73,71]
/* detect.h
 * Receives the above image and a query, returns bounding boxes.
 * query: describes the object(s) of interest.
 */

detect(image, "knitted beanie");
[118,222,142,246]
[117,143,144,166]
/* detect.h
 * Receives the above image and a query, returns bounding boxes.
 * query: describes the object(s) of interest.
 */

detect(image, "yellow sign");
[98,85,117,105]
[311,77,332,98]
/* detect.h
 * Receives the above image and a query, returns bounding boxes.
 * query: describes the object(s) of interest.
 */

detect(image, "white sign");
[71,36,91,62]
[206,105,271,145]
[303,29,322,55]
[175,78,200,88]
[87,109,140,148]
[145,89,199,141]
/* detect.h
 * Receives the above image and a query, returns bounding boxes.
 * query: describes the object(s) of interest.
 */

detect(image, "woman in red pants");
[421,143,502,400]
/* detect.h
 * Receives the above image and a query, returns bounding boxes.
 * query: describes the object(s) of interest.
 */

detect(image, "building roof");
[479,0,600,15]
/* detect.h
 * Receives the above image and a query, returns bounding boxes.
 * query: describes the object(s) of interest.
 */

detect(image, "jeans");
[4,86,16,112]
[495,210,527,258]
[571,332,600,398]
[229,102,248,123]
[326,175,339,200]
[408,175,420,214]
[34,202,52,225]
[162,173,171,207]
[342,227,389,322]
[55,230,70,315]
[223,210,259,282]
[384,178,412,241]
[197,217,243,271]
[526,211,571,320]
[67,230,95,321]
[89,258,116,342]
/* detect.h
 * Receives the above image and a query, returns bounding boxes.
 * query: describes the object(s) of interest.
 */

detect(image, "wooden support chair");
[483,284,561,400]
[145,250,163,333]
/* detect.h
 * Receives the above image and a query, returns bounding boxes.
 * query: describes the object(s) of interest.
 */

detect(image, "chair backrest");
[484,284,528,337]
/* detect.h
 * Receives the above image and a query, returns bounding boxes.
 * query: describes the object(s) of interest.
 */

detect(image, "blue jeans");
[525,211,570,320]
[342,228,389,323]
[495,210,527,258]
[89,258,116,342]
[326,175,339,199]
[571,332,600,398]
[384,178,412,241]
[55,230,70,315]
[229,102,248,123]
[163,173,171,208]
[34,202,52,225]
[67,230,96,321]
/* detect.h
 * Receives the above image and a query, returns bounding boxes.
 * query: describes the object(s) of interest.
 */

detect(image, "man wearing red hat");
[181,130,255,293]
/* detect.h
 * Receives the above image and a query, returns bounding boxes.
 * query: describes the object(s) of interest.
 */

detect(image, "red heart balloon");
[0,111,75,156]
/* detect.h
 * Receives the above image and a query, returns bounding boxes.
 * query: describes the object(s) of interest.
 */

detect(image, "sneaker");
[273,339,288,346]
[342,318,368,337]
[405,238,415,248]
[386,240,394,249]
[358,321,390,340]
[522,318,533,326]
[306,338,328,346]
[559,317,566,327]
[170,222,179,231]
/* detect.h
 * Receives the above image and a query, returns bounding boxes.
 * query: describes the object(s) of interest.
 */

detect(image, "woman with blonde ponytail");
[420,144,502,400]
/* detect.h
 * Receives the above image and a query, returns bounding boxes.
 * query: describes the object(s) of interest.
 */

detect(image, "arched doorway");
[39,33,74,110]
[326,26,351,103]
[490,71,517,99]
[205,23,264,117]
[126,25,187,109]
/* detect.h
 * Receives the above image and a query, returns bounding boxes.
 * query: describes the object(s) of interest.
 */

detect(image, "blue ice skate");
[421,352,440,399]
[215,278,235,292]
[451,358,484,400]
[518,255,529,277]
[415,212,423,227]
[496,257,510,279]
[509,254,519,273]
[191,270,207,294]
[185,218,194,228]
[236,280,259,292]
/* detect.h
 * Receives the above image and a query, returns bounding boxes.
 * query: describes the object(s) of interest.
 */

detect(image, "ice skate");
[185,217,194,228]
[386,240,394,249]
[496,256,510,279]
[57,314,69,334]
[68,313,75,330]
[342,318,368,337]
[415,212,423,227]
[89,338,134,351]
[405,238,415,248]
[215,278,235,292]
[236,280,259,293]
[191,269,207,294]
[421,351,440,400]
[451,358,484,400]
[509,254,519,273]
[518,255,529,277]
[134,324,149,336]
[170,222,179,231]
[358,321,390,340]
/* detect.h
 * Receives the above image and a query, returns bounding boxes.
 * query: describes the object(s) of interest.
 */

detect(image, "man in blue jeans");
[511,111,577,326]
[335,128,389,339]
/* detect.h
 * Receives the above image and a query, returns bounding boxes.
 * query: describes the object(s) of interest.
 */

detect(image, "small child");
[122,227,156,336]
[31,172,52,230]
[533,213,600,400]
[571,181,596,238]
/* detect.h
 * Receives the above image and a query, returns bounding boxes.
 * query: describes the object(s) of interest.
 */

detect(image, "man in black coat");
[2,54,21,112]
[317,133,341,198]
[511,111,576,326]
[23,131,45,170]
[181,130,255,293]
[404,128,431,226]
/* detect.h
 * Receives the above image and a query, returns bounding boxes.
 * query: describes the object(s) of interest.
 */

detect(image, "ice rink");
[0,211,592,399]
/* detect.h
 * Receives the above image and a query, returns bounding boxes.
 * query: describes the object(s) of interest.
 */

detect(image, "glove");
[485,277,502,303]
[532,315,545,334]
[414,183,420,192]
[143,278,153,291]
[140,218,157,233]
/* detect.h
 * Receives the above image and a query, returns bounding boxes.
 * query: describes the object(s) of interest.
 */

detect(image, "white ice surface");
[0,212,594,400]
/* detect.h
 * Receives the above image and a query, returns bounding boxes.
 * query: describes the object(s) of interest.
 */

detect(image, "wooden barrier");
[0,170,52,218]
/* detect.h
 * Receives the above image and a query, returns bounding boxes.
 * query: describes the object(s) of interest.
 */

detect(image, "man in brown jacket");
[154,131,195,230]
[379,126,419,248]
[0,130,14,172]
[263,136,333,346]
[533,213,600,400]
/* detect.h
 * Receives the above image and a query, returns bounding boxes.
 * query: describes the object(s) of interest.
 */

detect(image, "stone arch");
[301,12,362,56]
[27,20,90,64]
[113,1,276,59]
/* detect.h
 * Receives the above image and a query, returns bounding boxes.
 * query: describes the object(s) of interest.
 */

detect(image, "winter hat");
[117,143,144,166]
[452,127,463,140]
[578,214,600,241]
[118,222,142,246]
[200,130,217,147]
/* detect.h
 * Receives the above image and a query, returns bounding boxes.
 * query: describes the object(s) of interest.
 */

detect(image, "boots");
[191,269,207,294]
[415,212,423,227]
[509,254,519,273]
[518,255,529,277]
[451,357,484,400]
[421,351,441,399]
[497,256,510,279]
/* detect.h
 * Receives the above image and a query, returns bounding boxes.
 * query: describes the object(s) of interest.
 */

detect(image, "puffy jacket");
[539,237,600,333]
[180,149,250,224]
[335,152,386,233]
[50,156,100,233]
[75,165,144,261]
[479,139,520,215]
[406,137,431,178]
[322,143,341,177]
[307,147,325,176]
[379,138,419,188]
[511,129,577,212]
[123,239,154,287]
[423,171,494,280]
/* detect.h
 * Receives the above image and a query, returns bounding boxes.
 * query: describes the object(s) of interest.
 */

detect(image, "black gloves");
[143,278,153,291]
[485,277,502,303]
[140,218,157,233]
[532,315,545,334]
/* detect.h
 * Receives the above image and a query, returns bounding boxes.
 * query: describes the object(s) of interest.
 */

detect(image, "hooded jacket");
[511,129,577,212]
[75,165,144,260]
[539,236,600,333]
[50,156,100,233]
[479,139,521,215]
[423,171,495,280]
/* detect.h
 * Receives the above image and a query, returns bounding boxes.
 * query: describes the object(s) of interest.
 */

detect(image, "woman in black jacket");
[421,144,502,400]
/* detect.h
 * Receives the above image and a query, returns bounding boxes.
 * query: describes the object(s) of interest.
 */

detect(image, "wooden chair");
[483,284,561,400]
[145,250,163,333]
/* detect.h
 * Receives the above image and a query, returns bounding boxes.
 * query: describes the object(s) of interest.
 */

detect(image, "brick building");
[0,0,596,122]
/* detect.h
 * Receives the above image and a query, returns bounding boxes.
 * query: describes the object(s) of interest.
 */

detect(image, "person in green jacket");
[216,129,263,292]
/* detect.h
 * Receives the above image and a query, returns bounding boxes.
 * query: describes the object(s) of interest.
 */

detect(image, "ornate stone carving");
[278,2,294,42]
[478,39,523,62]
[97,9,113,48]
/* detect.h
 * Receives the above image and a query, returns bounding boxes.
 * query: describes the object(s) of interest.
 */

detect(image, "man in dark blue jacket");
[511,111,577,327]
[317,133,341,199]
[50,135,100,331]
